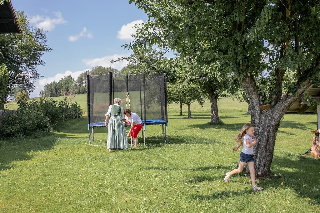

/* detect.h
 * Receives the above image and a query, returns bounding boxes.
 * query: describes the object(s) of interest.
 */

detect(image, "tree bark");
[203,82,219,123]
[252,109,279,176]
[209,94,219,124]
[187,104,191,118]
[179,102,182,116]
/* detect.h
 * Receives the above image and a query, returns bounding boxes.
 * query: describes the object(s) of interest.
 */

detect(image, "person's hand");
[233,146,238,152]
[127,133,130,137]
[253,138,257,144]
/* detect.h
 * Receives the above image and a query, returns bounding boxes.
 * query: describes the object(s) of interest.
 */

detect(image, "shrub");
[0,97,82,138]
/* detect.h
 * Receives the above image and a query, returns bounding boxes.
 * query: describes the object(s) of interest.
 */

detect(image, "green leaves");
[0,11,51,104]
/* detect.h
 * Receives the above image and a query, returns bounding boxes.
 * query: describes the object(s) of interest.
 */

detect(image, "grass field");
[1,97,319,212]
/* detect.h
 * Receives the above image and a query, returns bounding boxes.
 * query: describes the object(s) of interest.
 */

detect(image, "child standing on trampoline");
[124,109,143,148]
[224,123,263,191]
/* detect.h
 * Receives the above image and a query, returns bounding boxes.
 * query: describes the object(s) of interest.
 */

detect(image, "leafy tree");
[0,11,51,109]
[15,90,29,102]
[119,48,207,118]
[75,72,87,94]
[123,19,235,124]
[168,80,204,118]
[90,66,118,76]
[42,81,60,97]
[0,64,9,109]
[59,75,76,96]
[129,0,320,177]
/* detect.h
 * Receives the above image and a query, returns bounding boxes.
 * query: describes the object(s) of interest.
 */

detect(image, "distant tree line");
[40,66,118,97]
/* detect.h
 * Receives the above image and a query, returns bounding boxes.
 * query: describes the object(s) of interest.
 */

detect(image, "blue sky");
[11,0,147,97]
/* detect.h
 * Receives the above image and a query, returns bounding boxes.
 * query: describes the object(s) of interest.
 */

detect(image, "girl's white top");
[125,112,142,125]
[242,134,254,155]
[105,103,125,119]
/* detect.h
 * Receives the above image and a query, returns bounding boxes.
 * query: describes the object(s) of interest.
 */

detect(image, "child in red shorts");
[124,109,143,148]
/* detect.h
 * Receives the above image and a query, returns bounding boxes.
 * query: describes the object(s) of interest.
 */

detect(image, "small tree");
[16,90,29,102]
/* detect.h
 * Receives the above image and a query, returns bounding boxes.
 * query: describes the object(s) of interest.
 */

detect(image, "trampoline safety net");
[87,73,167,144]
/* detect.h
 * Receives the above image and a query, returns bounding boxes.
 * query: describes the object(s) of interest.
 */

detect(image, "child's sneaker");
[224,172,230,182]
[253,185,263,191]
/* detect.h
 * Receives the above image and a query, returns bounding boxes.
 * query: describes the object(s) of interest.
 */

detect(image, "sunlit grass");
[1,98,319,212]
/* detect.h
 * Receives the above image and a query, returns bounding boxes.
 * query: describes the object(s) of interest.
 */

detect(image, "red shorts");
[131,123,143,138]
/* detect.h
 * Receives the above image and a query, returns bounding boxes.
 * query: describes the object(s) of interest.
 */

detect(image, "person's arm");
[233,143,242,151]
[246,138,257,148]
[105,105,112,126]
[127,121,137,137]
[105,115,109,126]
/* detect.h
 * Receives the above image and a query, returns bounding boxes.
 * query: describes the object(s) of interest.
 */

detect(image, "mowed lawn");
[1,97,319,212]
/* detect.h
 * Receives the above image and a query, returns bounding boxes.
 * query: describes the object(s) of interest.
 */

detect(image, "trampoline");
[87,73,168,145]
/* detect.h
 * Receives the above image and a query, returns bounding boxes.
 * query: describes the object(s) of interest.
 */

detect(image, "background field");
[1,96,319,212]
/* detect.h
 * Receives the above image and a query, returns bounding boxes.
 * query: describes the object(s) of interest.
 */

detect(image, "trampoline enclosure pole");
[143,73,146,146]
[87,73,91,144]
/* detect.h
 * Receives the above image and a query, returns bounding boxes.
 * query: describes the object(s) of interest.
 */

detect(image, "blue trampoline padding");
[143,120,167,125]
[89,120,167,128]
[89,122,106,127]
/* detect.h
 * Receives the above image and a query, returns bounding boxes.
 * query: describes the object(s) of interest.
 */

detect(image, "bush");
[0,97,82,138]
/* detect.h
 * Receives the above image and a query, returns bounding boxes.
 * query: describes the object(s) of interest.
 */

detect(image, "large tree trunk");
[187,104,191,118]
[209,94,219,123]
[241,74,313,177]
[203,82,219,123]
[252,109,279,176]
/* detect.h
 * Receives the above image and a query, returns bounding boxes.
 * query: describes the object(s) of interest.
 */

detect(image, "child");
[224,123,263,191]
[124,109,143,148]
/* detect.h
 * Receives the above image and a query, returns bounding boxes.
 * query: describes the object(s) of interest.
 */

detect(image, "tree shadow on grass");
[144,166,226,173]
[188,120,316,136]
[169,114,247,120]
[189,155,320,205]
[0,132,58,171]
[165,135,224,145]
[189,122,245,131]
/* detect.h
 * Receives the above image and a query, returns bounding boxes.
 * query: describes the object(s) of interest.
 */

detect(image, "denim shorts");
[240,152,254,162]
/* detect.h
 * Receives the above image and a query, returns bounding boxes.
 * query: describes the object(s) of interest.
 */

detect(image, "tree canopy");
[129,0,320,176]
[0,11,51,108]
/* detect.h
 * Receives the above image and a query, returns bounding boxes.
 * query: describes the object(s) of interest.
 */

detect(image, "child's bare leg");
[230,161,245,176]
[225,161,245,182]
[248,162,256,186]
[133,138,138,148]
[248,162,263,190]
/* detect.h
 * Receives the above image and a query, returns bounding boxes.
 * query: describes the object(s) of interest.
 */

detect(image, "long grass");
[1,97,319,212]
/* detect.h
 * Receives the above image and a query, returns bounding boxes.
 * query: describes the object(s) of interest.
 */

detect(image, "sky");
[11,0,148,98]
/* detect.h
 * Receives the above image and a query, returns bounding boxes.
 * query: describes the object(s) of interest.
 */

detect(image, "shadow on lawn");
[190,155,320,205]
[166,135,223,145]
[169,114,248,120]
[188,119,316,135]
[0,117,88,171]
[0,132,58,171]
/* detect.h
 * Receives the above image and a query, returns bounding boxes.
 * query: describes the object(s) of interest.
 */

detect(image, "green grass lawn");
[1,98,319,212]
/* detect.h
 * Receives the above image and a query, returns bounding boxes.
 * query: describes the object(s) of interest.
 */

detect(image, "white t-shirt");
[125,112,142,125]
[242,134,254,155]
[105,104,124,119]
